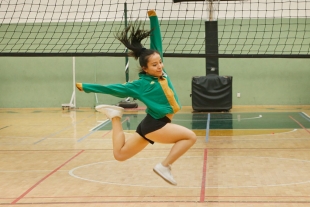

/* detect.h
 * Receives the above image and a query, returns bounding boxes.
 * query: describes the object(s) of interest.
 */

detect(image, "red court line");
[11,150,84,204]
[1,148,309,153]
[200,148,208,202]
[3,201,310,205]
[8,195,310,199]
[289,116,310,134]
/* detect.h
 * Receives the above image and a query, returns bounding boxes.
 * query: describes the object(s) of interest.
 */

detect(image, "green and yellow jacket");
[80,10,181,119]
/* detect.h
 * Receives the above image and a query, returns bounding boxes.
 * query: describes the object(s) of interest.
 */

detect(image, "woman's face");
[143,53,164,77]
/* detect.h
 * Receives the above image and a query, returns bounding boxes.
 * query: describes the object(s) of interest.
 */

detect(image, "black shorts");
[136,114,171,144]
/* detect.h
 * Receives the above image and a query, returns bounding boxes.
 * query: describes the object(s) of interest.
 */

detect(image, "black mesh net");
[0,0,309,57]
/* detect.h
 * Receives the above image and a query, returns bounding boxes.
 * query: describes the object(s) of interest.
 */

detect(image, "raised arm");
[148,10,163,61]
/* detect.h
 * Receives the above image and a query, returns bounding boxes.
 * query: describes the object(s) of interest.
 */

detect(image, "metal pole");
[73,57,76,107]
[124,2,129,82]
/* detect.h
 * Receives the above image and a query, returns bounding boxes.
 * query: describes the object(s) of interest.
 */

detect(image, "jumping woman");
[76,10,196,185]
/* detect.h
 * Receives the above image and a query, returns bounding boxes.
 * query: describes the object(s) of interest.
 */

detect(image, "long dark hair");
[115,21,159,70]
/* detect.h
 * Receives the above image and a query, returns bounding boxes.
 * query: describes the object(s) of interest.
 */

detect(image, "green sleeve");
[82,80,142,99]
[148,11,163,61]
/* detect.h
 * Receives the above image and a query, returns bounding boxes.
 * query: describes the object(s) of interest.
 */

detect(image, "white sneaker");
[153,163,177,185]
[95,105,124,119]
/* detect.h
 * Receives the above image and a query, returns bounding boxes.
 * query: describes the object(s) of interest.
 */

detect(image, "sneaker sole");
[95,105,124,111]
[153,168,177,186]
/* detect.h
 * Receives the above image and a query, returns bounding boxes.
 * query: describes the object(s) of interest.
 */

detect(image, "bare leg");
[147,123,196,185]
[111,117,149,161]
[162,139,195,166]
[146,123,197,166]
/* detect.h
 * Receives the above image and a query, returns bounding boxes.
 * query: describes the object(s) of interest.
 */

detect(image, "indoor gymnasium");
[1,0,310,206]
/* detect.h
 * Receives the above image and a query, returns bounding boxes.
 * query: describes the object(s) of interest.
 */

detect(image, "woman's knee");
[113,152,127,162]
[187,130,197,144]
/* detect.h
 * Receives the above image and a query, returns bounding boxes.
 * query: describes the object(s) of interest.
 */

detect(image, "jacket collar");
[139,72,167,80]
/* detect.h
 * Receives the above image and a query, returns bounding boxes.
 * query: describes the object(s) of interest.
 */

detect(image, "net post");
[205,20,219,75]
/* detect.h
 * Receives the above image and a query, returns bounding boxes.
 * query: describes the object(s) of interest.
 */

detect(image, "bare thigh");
[124,132,150,149]
[145,123,195,144]
[120,132,150,159]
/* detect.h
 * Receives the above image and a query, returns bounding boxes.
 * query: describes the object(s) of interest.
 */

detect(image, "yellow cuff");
[148,10,156,17]
[76,83,83,91]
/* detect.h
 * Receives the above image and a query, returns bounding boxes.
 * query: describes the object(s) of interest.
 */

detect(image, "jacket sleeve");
[80,80,142,99]
[148,10,163,61]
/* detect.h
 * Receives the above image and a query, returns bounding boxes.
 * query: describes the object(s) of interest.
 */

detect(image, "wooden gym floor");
[1,105,310,207]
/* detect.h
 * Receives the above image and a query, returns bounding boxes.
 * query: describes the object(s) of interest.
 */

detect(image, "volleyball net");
[0,0,309,58]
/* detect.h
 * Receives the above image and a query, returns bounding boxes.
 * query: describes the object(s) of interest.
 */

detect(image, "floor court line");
[302,111,310,118]
[78,117,130,142]
[207,129,298,139]
[77,121,111,142]
[289,115,310,134]
[69,156,207,189]
[67,154,310,189]
[160,114,263,122]
[89,120,109,131]
[6,195,310,199]
[199,148,208,202]
[300,112,310,121]
[101,117,130,138]
[205,113,210,142]
[3,200,310,205]
[1,108,310,206]
[34,114,95,144]
[11,150,84,204]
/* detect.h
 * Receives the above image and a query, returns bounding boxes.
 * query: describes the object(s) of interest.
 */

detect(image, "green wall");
[1,18,309,108]
[0,56,309,108]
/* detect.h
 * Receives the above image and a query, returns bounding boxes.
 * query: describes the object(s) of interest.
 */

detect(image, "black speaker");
[191,75,232,112]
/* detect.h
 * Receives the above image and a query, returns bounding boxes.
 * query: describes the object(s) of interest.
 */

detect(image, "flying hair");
[115,21,153,60]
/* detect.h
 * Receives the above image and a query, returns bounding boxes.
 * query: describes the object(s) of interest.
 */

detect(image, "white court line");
[301,112,310,122]
[173,114,263,121]
[89,120,109,131]
[302,112,310,119]
[68,155,310,189]
[68,156,200,189]
[207,129,310,141]
[174,114,263,122]
[233,128,298,137]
